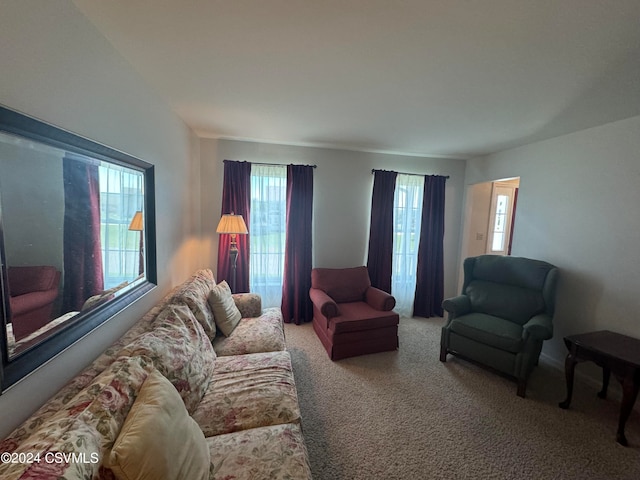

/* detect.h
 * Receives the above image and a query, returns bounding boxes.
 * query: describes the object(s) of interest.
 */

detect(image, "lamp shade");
[128,211,144,231]
[216,213,248,234]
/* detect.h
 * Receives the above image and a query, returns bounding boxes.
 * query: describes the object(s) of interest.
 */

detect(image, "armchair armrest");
[232,293,262,318]
[522,314,553,341]
[10,290,59,316]
[309,288,339,319]
[441,295,471,317]
[365,287,396,311]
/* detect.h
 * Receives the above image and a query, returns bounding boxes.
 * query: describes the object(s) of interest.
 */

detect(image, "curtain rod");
[224,159,316,168]
[371,168,449,179]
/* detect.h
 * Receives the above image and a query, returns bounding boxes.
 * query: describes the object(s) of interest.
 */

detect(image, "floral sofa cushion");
[212,307,286,356]
[170,269,217,339]
[0,356,154,480]
[191,351,301,437]
[206,423,312,480]
[117,303,216,413]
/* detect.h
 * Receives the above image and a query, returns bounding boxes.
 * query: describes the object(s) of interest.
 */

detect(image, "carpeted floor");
[284,317,640,480]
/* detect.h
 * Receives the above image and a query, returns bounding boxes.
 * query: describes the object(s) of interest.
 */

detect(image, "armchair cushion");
[465,280,545,325]
[449,313,523,353]
[329,303,399,334]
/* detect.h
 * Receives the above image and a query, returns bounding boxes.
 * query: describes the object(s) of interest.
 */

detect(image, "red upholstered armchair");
[310,266,399,360]
[8,266,61,341]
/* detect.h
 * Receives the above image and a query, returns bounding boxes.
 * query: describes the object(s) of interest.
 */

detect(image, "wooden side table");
[558,330,640,446]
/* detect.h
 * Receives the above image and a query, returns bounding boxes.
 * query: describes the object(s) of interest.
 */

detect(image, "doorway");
[458,177,520,290]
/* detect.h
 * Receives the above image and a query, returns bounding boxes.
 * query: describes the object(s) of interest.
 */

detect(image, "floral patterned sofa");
[0,269,312,480]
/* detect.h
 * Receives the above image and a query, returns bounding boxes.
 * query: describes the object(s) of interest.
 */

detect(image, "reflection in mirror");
[0,105,156,392]
[0,133,146,358]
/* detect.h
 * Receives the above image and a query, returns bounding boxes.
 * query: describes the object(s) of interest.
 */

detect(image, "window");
[249,164,287,307]
[99,163,144,289]
[491,194,509,251]
[486,182,517,256]
[391,174,424,317]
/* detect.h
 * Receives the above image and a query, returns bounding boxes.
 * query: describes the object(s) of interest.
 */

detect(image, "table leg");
[616,372,640,447]
[559,352,577,409]
[597,367,610,399]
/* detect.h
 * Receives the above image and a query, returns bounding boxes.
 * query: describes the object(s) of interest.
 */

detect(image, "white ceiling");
[72,0,640,159]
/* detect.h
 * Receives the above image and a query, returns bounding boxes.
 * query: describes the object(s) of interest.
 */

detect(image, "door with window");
[486,183,517,256]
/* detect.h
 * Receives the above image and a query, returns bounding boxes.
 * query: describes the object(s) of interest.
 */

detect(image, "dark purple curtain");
[62,154,104,312]
[217,160,251,293]
[413,175,447,318]
[281,165,314,324]
[366,170,397,293]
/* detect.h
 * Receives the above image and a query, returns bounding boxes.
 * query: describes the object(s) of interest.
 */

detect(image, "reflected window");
[99,164,144,288]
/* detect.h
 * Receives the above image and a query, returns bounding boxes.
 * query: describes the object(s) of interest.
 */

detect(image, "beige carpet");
[284,317,640,480]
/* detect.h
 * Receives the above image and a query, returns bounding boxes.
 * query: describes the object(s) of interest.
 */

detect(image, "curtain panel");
[62,154,104,312]
[413,175,447,318]
[281,164,314,324]
[367,170,397,293]
[217,160,251,293]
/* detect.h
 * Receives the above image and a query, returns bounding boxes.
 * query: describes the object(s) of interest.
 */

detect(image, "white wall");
[465,115,640,373]
[200,139,467,302]
[0,1,202,437]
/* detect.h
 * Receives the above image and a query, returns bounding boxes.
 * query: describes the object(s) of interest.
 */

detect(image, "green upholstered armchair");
[440,255,558,397]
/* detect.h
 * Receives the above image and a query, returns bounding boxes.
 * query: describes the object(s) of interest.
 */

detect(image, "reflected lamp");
[128,210,144,275]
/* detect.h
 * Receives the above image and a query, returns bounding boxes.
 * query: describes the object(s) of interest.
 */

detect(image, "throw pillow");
[207,280,242,336]
[108,369,210,480]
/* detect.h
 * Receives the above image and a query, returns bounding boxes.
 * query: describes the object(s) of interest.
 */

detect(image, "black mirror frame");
[0,105,157,392]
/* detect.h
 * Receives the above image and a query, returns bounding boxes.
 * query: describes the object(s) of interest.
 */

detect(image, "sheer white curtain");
[391,174,424,317]
[99,163,144,289]
[249,164,287,307]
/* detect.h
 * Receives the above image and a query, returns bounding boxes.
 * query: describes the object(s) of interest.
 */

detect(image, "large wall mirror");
[0,105,157,391]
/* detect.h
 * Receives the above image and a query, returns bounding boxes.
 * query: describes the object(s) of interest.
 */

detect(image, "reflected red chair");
[8,266,61,340]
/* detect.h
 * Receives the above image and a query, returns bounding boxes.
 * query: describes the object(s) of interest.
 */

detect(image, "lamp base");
[229,245,238,293]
